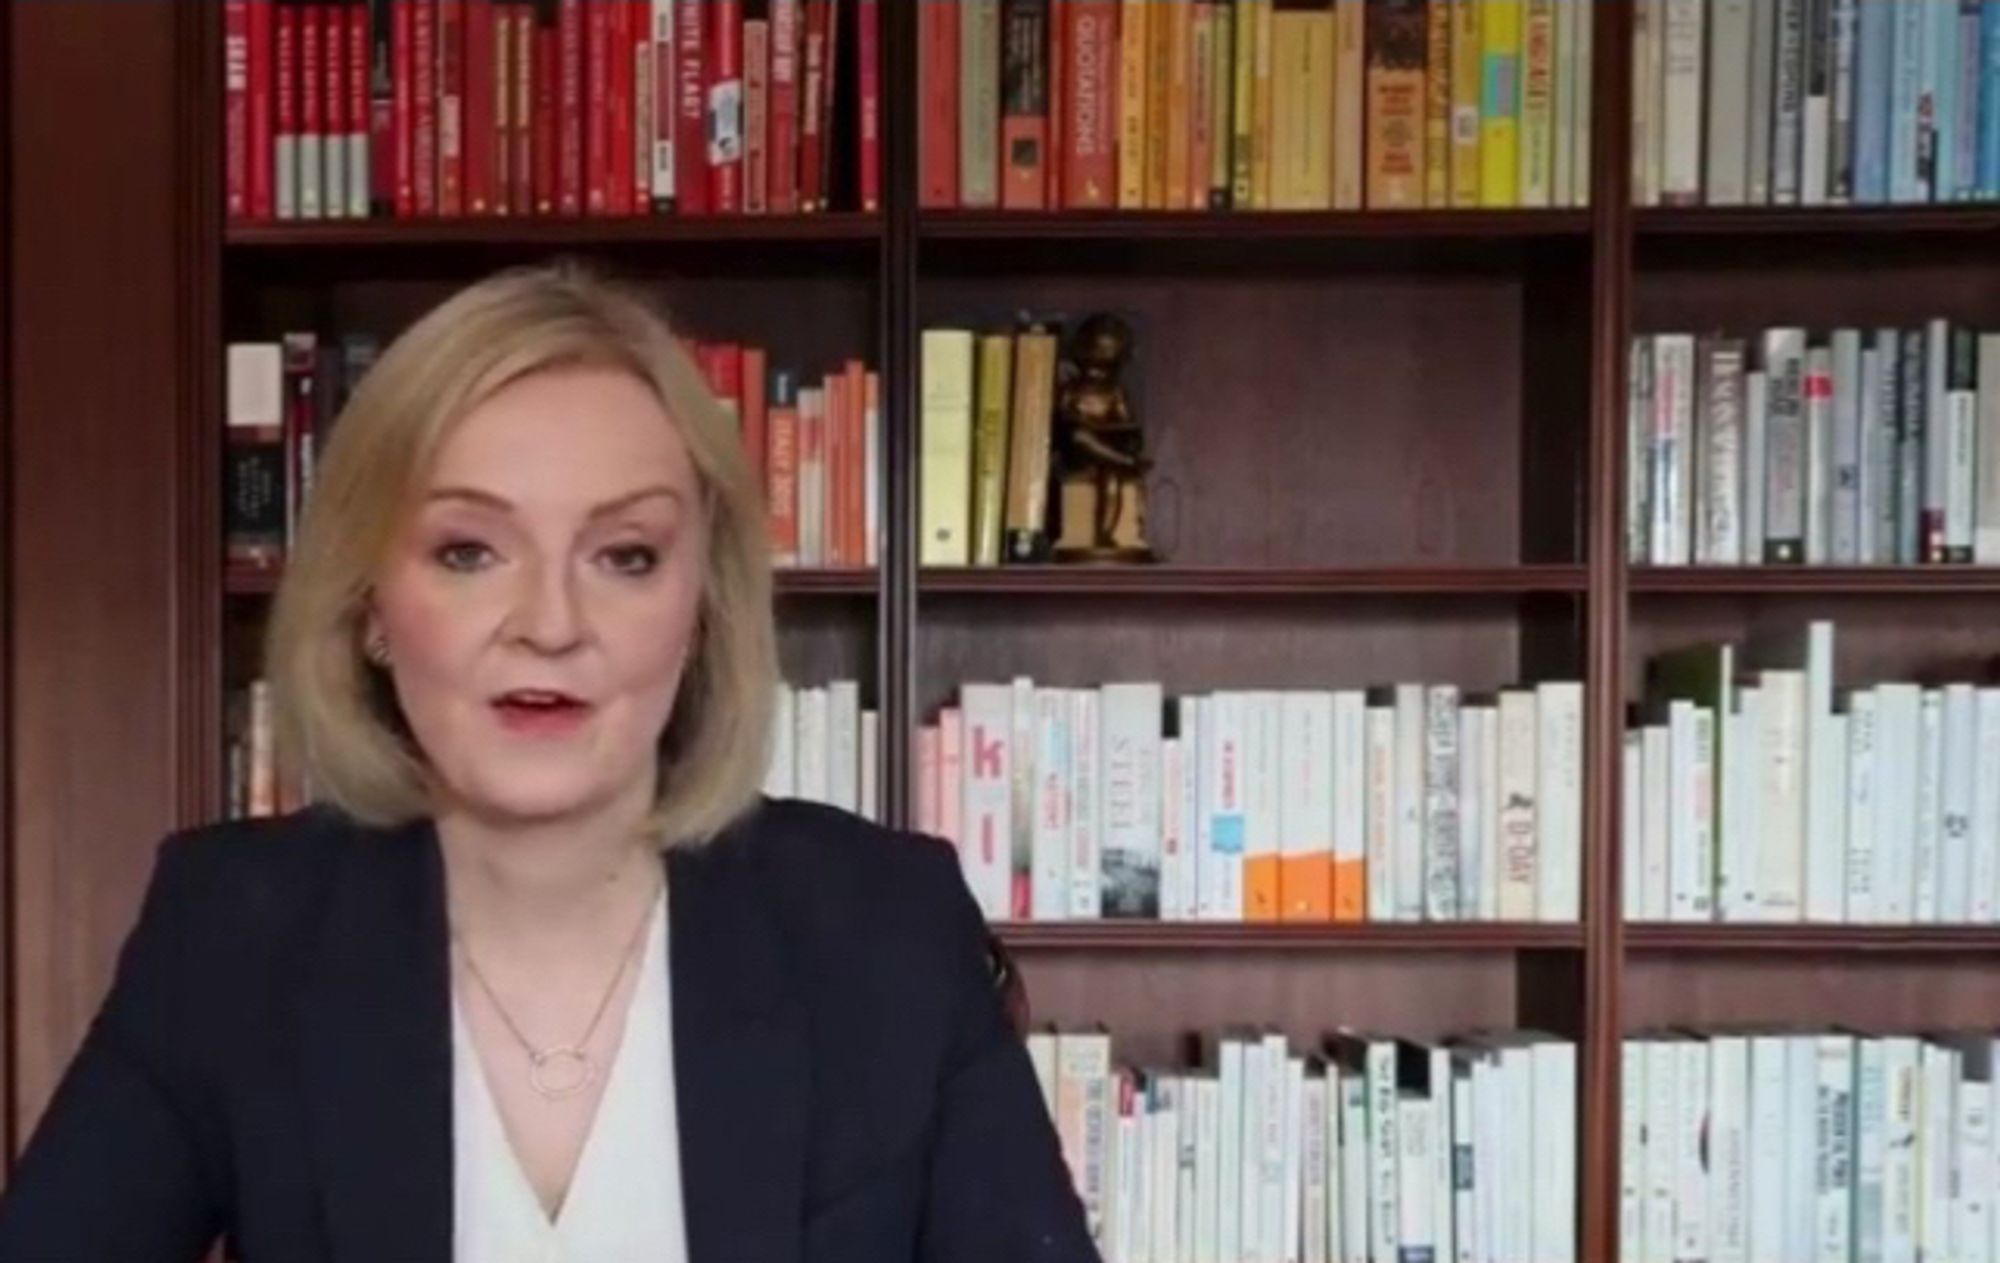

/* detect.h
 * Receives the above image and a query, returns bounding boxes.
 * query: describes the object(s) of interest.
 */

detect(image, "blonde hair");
[266,261,777,847]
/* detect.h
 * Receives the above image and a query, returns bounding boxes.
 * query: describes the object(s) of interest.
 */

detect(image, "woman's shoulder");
[718,795,969,924]
[140,804,369,955]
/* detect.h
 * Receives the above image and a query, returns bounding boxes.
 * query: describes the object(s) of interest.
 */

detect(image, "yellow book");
[970,334,1013,568]
[1449,0,1483,206]
[1145,0,1175,208]
[919,330,975,567]
[1271,9,1334,208]
[1250,0,1276,208]
[1209,0,1235,206]
[1424,0,1452,208]
[1518,0,1554,208]
[1117,0,1150,207]
[1230,0,1258,205]
[1165,0,1195,209]
[1478,0,1521,207]
[1332,0,1366,209]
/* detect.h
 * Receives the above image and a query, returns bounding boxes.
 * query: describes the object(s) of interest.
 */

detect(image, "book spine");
[1856,0,1892,202]
[708,0,744,212]
[1479,0,1521,207]
[1747,0,1778,202]
[1773,0,1807,204]
[858,0,880,210]
[1001,0,1052,208]
[1830,0,1859,202]
[1763,328,1808,563]
[675,0,709,212]
[1366,0,1429,210]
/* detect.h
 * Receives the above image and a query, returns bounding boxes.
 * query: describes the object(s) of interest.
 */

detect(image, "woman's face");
[368,364,708,830]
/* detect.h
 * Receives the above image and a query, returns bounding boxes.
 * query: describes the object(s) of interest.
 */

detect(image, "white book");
[1068,688,1103,920]
[1332,692,1367,923]
[1245,690,1283,923]
[1536,681,1584,922]
[1772,0,1807,204]
[956,682,1011,919]
[1859,345,1883,563]
[1643,1038,1677,1263]
[1721,688,1766,922]
[1010,677,1037,911]
[1220,1037,1247,1263]
[1808,711,1850,923]
[1941,683,1978,924]
[1153,1077,1181,1263]
[1817,1035,1857,1263]
[1832,328,1865,563]
[1281,691,1338,923]
[1476,705,1500,921]
[1676,1037,1712,1263]
[1847,690,1880,924]
[1448,1055,1474,1263]
[795,686,829,805]
[1324,1064,1344,1263]
[1914,689,1944,923]
[764,685,796,798]
[1205,691,1248,922]
[1497,690,1540,919]
[1533,1036,1578,1263]
[1240,1038,1266,1261]
[1705,0,1755,205]
[1855,1037,1887,1263]
[1423,685,1463,921]
[1975,690,2000,925]
[860,710,880,822]
[1668,703,1708,921]
[1745,371,1770,556]
[1749,1035,1792,1262]
[1760,669,1808,920]
[1394,684,1427,923]
[1621,1041,1647,1263]
[1801,0,1832,204]
[1032,688,1071,920]
[1428,1045,1452,1263]
[1882,1037,1920,1263]
[1652,333,1697,564]
[1259,1035,1289,1263]
[1957,1067,1994,1263]
[1699,338,1748,564]
[1919,1044,1959,1263]
[1397,1073,1436,1263]
[1642,724,1672,922]
[1055,1030,1114,1242]
[1195,1075,1221,1263]
[1365,704,1399,923]
[1874,684,1922,925]
[1746,0,1779,203]
[1805,345,1834,563]
[1623,731,1645,920]
[1099,682,1164,919]
[1710,1034,1752,1263]
[1976,335,2000,564]
[1303,1071,1329,1263]
[1367,1038,1400,1263]
[1949,347,1980,561]
[1659,0,1706,204]
[1160,735,1190,922]
[1339,1065,1369,1263]
[1789,1035,1822,1262]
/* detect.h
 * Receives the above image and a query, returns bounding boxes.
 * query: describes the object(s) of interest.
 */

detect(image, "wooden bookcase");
[10,1,2000,1258]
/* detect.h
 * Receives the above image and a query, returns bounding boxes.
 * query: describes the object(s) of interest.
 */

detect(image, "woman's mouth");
[490,689,594,737]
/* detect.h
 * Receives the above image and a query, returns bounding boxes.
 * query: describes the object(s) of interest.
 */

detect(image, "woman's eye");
[601,543,661,576]
[433,540,496,572]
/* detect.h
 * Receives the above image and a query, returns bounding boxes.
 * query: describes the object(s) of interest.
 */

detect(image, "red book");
[413,0,438,214]
[817,0,840,209]
[768,0,800,213]
[629,0,651,211]
[650,0,676,210]
[918,0,957,207]
[226,0,252,219]
[744,19,769,213]
[798,0,826,212]
[504,1,528,213]
[301,0,323,215]
[437,0,464,214]
[464,0,494,212]
[999,0,1048,209]
[557,0,583,212]
[608,0,633,212]
[348,0,371,214]
[820,369,844,565]
[585,0,610,212]
[534,0,558,213]
[1045,0,1064,207]
[250,0,277,219]
[392,0,414,215]
[707,0,743,212]
[857,0,879,211]
[741,346,769,491]
[1061,0,1115,208]
[674,0,709,213]
[323,2,348,214]
[277,0,299,217]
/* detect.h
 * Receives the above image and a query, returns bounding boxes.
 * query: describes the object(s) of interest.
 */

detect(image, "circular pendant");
[529,1047,595,1100]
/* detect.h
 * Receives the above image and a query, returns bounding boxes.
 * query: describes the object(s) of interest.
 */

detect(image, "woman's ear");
[360,602,391,668]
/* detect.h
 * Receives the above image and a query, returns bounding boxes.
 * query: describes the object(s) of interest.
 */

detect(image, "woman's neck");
[435,794,662,946]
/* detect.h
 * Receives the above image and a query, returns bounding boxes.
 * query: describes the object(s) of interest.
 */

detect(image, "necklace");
[452,883,660,1101]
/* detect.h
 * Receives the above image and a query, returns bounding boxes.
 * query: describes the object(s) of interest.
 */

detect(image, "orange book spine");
[843,359,866,566]
[821,371,845,566]
[741,346,768,492]
[1046,0,1066,206]
[918,0,959,206]
[1332,856,1365,921]
[1143,0,1172,208]
[767,389,800,566]
[1280,854,1334,922]
[1246,854,1281,922]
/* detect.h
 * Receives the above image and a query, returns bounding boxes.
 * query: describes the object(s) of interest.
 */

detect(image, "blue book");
[1982,0,2000,194]
[1892,0,1928,200]
[1956,1,1984,199]
[1933,0,1961,202]
[1856,0,1895,201]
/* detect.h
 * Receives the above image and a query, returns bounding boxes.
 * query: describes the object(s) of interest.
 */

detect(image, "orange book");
[1046,0,1066,207]
[1143,0,1173,208]
[843,359,867,567]
[1280,854,1334,921]
[1332,856,1365,921]
[821,371,845,566]
[1162,0,1192,210]
[767,380,800,566]
[741,345,768,493]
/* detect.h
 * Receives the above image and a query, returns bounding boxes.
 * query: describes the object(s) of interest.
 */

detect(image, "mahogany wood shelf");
[919,208,1592,242]
[917,564,1588,596]
[1630,566,2000,594]
[1627,924,2000,953]
[994,921,1584,951]
[224,212,883,249]
[1637,204,2000,237]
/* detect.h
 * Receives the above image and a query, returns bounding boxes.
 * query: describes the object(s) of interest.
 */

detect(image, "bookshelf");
[6,0,2000,1259]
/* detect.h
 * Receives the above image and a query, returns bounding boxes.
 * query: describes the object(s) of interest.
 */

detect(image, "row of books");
[759,679,883,821]
[920,324,1062,567]
[1621,1028,2000,1263]
[1629,620,2000,926]
[1634,0,2000,209]
[921,0,1594,214]
[917,678,1585,925]
[222,0,878,222]
[1028,1025,1578,1263]
[1627,323,2000,568]
[223,333,877,571]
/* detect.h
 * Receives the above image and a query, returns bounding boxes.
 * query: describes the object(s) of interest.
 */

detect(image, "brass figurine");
[1051,312,1156,562]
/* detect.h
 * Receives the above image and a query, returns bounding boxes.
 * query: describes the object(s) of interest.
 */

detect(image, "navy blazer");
[0,797,1100,1262]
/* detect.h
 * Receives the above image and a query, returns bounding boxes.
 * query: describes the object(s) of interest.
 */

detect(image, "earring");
[365,635,391,667]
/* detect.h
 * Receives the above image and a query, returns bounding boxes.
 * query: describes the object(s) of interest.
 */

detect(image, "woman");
[0,265,1098,1262]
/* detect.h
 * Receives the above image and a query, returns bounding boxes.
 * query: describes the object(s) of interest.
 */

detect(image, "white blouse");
[450,891,688,1262]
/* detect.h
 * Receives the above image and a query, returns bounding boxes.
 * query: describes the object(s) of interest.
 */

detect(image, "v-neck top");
[450,891,688,1262]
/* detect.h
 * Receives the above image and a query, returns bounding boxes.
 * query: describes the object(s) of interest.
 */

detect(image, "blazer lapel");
[300,817,454,1263]
[668,826,809,1263]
